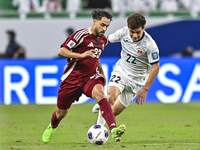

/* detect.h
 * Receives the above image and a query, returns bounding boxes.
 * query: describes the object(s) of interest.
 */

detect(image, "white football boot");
[92,103,100,113]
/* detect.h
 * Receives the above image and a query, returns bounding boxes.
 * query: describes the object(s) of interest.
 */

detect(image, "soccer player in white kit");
[92,13,160,141]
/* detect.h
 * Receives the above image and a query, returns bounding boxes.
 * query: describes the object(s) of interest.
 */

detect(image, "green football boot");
[111,124,126,142]
[42,123,56,143]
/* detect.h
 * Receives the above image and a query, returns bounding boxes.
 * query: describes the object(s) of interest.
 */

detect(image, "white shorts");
[108,70,143,107]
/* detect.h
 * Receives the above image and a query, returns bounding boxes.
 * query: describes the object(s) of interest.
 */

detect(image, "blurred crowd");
[11,0,200,14]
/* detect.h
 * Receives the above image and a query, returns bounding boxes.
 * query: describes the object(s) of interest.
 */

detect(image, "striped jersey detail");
[74,28,89,41]
[61,61,77,82]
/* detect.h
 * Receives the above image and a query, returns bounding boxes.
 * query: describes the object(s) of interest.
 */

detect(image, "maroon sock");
[51,111,61,128]
[98,98,117,132]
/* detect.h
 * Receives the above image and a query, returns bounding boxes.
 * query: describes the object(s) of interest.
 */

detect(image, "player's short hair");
[127,13,146,29]
[92,9,113,21]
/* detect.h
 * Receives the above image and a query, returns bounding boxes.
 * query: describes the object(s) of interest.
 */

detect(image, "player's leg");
[42,108,69,143]
[95,85,121,125]
[52,108,68,128]
[112,97,126,116]
[91,84,117,131]
[84,77,126,141]
[107,86,121,106]
[42,81,80,143]
[91,84,126,141]
[96,97,126,126]
[111,82,143,141]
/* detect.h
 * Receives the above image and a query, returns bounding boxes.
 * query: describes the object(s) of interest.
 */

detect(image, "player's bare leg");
[42,108,68,143]
[107,86,121,106]
[111,98,126,116]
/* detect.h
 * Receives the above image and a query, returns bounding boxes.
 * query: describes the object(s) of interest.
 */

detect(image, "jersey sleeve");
[61,29,87,50]
[108,27,126,43]
[147,40,159,64]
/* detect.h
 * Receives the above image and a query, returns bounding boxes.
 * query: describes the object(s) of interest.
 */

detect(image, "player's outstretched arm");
[58,47,95,59]
[136,62,159,105]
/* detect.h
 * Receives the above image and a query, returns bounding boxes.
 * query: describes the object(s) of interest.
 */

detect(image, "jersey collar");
[136,31,145,42]
[88,27,92,34]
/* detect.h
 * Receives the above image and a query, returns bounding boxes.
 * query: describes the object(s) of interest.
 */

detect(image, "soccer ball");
[87,124,109,145]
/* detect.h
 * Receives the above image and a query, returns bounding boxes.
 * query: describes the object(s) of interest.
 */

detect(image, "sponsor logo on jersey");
[123,39,129,42]
[152,52,158,60]
[67,40,76,48]
[88,42,94,47]
[137,50,143,54]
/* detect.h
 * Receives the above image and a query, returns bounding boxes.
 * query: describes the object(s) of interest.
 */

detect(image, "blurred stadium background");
[0,0,200,105]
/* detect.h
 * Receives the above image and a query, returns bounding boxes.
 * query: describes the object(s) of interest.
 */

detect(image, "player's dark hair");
[127,13,146,29]
[92,9,113,21]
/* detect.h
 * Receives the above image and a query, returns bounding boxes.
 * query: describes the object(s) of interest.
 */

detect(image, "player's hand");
[80,49,96,58]
[136,88,147,105]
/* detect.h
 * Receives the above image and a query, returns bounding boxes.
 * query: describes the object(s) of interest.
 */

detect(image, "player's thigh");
[118,82,142,107]
[112,97,126,116]
[107,86,121,98]
[57,82,82,110]
[91,84,105,102]
[108,71,125,95]
[83,77,105,102]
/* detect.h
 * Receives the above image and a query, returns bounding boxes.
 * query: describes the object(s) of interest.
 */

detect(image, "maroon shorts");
[57,76,104,110]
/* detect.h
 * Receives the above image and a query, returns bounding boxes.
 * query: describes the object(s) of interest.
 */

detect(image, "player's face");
[93,17,111,37]
[128,26,145,42]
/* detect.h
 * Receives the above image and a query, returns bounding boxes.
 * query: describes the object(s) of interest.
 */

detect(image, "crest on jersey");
[137,50,143,54]
[152,52,158,60]
[67,40,76,48]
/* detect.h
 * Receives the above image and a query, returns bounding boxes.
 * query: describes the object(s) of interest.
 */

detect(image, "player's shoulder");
[72,28,91,41]
[120,26,129,36]
[144,31,159,51]
[112,26,129,39]
[144,31,154,42]
[144,31,157,45]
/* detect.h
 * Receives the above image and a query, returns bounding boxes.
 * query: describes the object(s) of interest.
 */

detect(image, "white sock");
[97,109,106,126]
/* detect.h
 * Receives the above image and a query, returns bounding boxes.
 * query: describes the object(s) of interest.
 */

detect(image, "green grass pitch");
[0,102,200,150]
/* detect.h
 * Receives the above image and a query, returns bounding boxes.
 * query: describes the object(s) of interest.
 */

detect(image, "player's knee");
[113,110,120,116]
[92,86,106,102]
[107,95,116,106]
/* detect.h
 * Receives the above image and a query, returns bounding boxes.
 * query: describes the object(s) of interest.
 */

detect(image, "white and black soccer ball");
[87,124,109,145]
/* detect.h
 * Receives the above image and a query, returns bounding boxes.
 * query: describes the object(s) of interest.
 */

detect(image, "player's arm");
[107,27,125,44]
[136,62,159,105]
[58,47,95,59]
[98,59,106,86]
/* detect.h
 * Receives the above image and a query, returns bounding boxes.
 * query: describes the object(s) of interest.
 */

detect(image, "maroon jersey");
[60,27,107,83]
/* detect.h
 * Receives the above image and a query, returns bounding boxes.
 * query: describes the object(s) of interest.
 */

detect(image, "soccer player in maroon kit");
[42,9,126,143]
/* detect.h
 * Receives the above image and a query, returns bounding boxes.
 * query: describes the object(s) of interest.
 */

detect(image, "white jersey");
[108,26,159,85]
